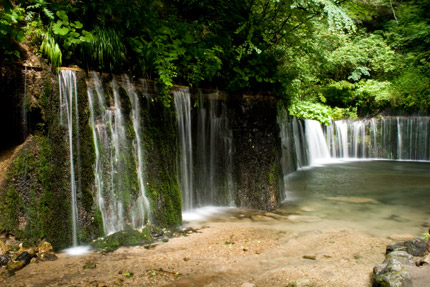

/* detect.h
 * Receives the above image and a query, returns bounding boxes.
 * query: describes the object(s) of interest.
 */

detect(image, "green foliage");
[40,31,62,67]
[0,1,25,59]
[8,0,430,112]
[80,27,125,72]
[51,10,92,49]
[288,101,332,125]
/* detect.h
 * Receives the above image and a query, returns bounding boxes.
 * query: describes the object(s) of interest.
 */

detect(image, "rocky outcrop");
[373,237,430,287]
[231,96,282,209]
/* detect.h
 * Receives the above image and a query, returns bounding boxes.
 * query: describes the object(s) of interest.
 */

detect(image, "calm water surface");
[282,160,430,237]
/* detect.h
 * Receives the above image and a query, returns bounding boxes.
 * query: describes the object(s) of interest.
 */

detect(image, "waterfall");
[174,89,194,210]
[87,73,149,235]
[278,115,430,192]
[122,76,150,223]
[195,92,234,207]
[304,120,330,164]
[58,70,80,246]
[325,117,430,160]
[174,90,234,211]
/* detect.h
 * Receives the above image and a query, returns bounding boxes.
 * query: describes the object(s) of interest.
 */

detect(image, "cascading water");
[174,90,234,212]
[195,92,234,207]
[278,115,430,179]
[87,73,149,235]
[58,70,80,246]
[326,117,430,160]
[304,119,331,164]
[122,76,151,223]
[173,89,194,211]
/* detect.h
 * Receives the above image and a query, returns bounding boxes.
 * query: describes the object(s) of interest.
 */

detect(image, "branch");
[390,0,399,24]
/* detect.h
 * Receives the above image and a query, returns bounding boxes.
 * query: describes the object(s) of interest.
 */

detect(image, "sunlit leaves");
[40,32,62,67]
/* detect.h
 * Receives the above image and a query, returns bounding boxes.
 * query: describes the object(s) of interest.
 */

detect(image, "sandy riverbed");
[2,208,391,287]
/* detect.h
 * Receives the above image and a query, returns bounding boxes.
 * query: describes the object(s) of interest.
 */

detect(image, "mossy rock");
[91,225,152,252]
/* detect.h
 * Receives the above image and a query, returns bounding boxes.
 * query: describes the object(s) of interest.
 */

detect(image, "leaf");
[80,30,93,42]
[52,22,69,36]
[56,10,69,23]
[73,21,83,29]
[43,8,54,20]
[124,272,133,278]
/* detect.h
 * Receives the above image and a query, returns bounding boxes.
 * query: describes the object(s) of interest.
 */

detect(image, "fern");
[40,32,62,67]
[80,27,125,72]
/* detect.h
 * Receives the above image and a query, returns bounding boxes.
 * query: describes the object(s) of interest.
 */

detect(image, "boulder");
[383,251,415,266]
[373,256,412,287]
[6,260,26,273]
[404,238,427,257]
[39,253,58,261]
[15,251,36,265]
[0,254,12,266]
[386,242,406,254]
[38,241,54,255]
[0,240,8,255]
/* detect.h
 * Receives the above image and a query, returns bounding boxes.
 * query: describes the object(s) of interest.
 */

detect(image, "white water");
[304,120,331,165]
[87,73,149,235]
[174,91,235,211]
[63,245,91,256]
[325,117,430,160]
[195,92,234,207]
[174,89,194,211]
[278,114,430,198]
[122,76,151,224]
[59,70,79,246]
[182,206,234,222]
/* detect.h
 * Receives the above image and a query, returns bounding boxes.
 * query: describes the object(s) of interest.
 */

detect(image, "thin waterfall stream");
[58,70,79,247]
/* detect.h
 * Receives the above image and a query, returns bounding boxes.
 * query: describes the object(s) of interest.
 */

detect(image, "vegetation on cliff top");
[1,0,430,118]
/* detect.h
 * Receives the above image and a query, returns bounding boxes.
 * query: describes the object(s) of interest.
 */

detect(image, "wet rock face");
[231,98,281,209]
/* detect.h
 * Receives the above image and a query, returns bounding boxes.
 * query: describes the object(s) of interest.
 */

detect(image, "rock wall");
[231,96,282,209]
[0,68,102,250]
[0,66,283,249]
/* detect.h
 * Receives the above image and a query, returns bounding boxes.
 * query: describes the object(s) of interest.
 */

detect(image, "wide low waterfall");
[326,117,430,160]
[279,114,430,175]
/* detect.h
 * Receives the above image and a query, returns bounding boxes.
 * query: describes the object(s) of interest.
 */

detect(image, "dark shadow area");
[0,65,25,151]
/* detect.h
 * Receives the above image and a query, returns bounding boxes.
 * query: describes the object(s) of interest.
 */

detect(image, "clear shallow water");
[184,160,430,239]
[282,160,430,237]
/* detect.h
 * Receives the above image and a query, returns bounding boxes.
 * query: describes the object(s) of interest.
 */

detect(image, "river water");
[281,160,430,237]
